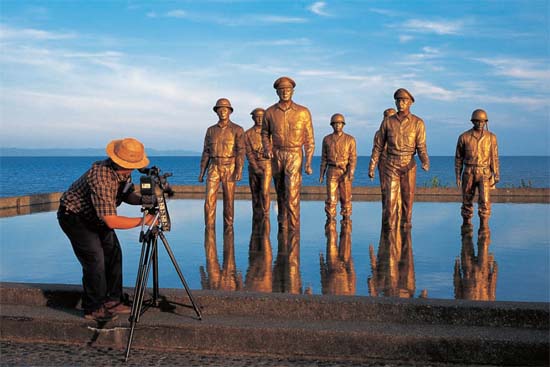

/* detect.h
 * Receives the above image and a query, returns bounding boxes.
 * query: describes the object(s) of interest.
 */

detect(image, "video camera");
[139,166,174,231]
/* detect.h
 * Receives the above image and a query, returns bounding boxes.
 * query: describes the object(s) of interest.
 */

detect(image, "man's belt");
[273,146,302,152]
[211,157,235,165]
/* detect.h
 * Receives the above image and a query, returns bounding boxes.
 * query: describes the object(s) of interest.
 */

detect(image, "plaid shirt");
[60,159,134,225]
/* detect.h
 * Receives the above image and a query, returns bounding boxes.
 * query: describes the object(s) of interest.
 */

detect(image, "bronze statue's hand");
[198,174,204,183]
[319,176,324,184]
[494,176,500,184]
[264,151,273,159]
[368,170,375,179]
[349,173,354,182]
[305,165,313,175]
[421,163,429,171]
[234,172,242,182]
[456,178,461,188]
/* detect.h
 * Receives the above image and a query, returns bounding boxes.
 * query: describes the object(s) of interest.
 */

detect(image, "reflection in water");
[273,229,302,294]
[454,226,498,301]
[245,219,273,292]
[368,226,416,298]
[200,226,243,291]
[320,220,356,295]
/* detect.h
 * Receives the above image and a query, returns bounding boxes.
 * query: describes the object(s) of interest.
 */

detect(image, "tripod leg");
[158,231,202,320]
[125,235,156,361]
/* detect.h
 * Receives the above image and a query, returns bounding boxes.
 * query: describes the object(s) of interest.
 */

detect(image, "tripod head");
[139,166,173,231]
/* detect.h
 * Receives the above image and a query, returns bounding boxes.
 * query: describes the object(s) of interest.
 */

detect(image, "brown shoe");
[104,300,131,314]
[84,306,118,322]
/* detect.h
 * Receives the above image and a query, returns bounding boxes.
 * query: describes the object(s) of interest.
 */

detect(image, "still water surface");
[0,200,548,302]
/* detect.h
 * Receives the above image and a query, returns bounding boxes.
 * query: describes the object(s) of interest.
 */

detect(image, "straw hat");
[106,137,149,169]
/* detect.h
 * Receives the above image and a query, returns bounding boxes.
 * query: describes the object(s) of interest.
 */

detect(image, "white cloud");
[259,15,307,24]
[399,35,414,43]
[475,57,550,90]
[0,24,76,40]
[308,2,329,17]
[166,9,186,18]
[403,19,463,35]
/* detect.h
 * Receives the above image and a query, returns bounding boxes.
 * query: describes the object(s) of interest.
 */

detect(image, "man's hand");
[456,178,461,188]
[144,213,158,226]
[198,174,204,183]
[368,169,375,180]
[319,176,324,184]
[421,162,430,171]
[264,150,273,159]
[233,172,242,181]
[305,164,313,175]
[348,172,354,182]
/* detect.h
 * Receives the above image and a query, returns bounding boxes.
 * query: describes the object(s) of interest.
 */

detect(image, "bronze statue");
[200,226,243,291]
[369,89,429,229]
[455,109,500,230]
[368,225,416,298]
[245,218,273,293]
[320,220,356,295]
[273,228,302,294]
[454,226,497,301]
[262,76,315,231]
[199,98,245,227]
[245,108,272,222]
[371,108,397,223]
[319,113,357,224]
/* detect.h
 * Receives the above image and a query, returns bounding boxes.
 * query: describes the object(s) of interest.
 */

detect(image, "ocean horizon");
[1,155,548,198]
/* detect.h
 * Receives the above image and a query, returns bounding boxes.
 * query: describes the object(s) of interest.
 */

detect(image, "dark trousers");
[58,210,123,312]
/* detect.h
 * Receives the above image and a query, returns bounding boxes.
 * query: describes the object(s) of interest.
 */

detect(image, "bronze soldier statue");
[319,113,357,223]
[199,98,245,228]
[371,108,397,222]
[455,109,500,230]
[262,76,315,231]
[245,108,272,222]
[368,89,429,229]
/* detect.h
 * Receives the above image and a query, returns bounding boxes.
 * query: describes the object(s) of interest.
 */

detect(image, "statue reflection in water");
[454,225,498,301]
[245,219,273,293]
[320,220,356,295]
[368,225,416,298]
[200,226,243,291]
[273,228,302,294]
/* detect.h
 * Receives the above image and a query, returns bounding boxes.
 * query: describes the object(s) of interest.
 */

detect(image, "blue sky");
[0,0,548,155]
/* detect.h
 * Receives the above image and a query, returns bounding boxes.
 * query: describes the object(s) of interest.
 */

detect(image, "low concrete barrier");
[1,282,548,365]
[0,186,548,218]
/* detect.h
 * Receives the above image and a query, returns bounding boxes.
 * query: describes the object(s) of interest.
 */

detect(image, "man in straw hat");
[199,98,245,228]
[262,76,315,232]
[58,137,155,322]
[368,88,430,230]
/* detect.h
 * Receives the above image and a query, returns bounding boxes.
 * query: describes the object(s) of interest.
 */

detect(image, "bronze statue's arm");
[348,136,357,181]
[319,137,328,183]
[416,119,430,171]
[199,130,211,182]
[491,134,500,184]
[303,110,315,175]
[261,116,273,159]
[454,136,464,188]
[368,125,384,178]
[233,127,245,181]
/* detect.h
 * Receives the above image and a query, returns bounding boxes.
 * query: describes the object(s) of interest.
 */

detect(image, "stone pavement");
[0,340,478,367]
[0,282,548,366]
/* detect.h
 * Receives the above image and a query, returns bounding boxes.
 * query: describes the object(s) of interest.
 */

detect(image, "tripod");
[124,209,202,361]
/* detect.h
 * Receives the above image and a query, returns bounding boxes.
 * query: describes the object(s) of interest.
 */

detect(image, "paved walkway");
[0,340,472,367]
